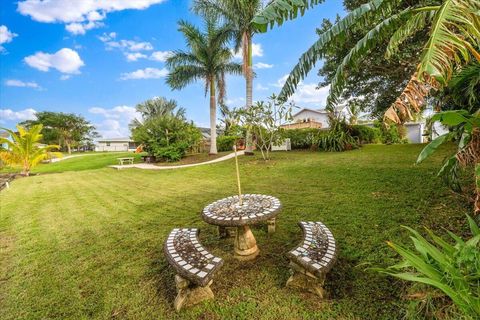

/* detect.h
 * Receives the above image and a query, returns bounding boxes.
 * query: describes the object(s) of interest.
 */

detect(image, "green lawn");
[0,145,469,319]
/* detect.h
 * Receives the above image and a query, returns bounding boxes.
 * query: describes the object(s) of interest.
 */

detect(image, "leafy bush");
[350,125,381,144]
[317,118,358,152]
[374,121,408,144]
[282,128,326,149]
[217,135,237,152]
[132,112,201,162]
[374,216,480,318]
[153,143,189,162]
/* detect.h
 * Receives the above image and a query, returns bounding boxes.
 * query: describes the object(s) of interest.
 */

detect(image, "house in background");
[280,106,351,130]
[95,138,137,152]
[281,106,437,144]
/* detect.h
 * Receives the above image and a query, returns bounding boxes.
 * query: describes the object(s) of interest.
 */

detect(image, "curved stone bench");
[164,228,223,311]
[286,221,337,298]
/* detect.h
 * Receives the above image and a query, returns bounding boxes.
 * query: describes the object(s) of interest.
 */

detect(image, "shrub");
[373,215,480,319]
[350,125,381,144]
[153,143,189,162]
[317,118,358,152]
[132,112,201,162]
[217,135,237,152]
[374,121,408,144]
[282,128,326,150]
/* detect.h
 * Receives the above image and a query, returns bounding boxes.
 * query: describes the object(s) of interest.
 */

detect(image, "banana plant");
[417,110,480,213]
[373,215,480,318]
[253,0,480,122]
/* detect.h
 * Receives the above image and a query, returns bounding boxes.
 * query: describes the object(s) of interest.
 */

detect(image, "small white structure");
[405,122,426,143]
[272,138,291,151]
[95,138,137,152]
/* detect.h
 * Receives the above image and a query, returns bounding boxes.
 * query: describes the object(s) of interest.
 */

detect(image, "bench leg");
[267,218,276,234]
[286,261,326,298]
[174,275,214,312]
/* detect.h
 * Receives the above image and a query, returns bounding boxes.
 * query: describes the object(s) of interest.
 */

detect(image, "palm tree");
[253,0,480,123]
[130,97,186,129]
[0,124,62,176]
[166,19,242,154]
[193,0,260,154]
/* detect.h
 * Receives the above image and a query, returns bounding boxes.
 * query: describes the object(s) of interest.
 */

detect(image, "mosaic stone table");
[202,194,282,260]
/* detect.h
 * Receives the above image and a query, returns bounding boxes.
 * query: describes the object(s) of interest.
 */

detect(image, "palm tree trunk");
[244,34,254,155]
[209,78,218,155]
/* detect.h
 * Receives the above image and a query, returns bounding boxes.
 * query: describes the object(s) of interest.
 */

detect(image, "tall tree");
[21,112,98,154]
[166,19,242,154]
[253,0,480,122]
[130,97,186,129]
[0,125,62,176]
[194,0,323,154]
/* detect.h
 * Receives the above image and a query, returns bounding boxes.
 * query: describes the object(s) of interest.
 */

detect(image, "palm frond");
[385,9,436,59]
[326,8,415,108]
[417,0,480,85]
[252,0,325,33]
[278,0,397,100]
[166,65,206,90]
[384,73,438,123]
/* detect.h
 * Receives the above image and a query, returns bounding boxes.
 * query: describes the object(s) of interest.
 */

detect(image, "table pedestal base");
[234,225,259,261]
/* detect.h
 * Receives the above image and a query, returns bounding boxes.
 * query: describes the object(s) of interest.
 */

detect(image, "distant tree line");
[21,111,98,154]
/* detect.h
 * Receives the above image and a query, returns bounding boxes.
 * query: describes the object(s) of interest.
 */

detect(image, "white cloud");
[125,52,147,62]
[291,83,330,105]
[18,0,166,35]
[120,67,168,80]
[0,108,37,122]
[60,75,71,80]
[5,79,41,89]
[0,25,18,51]
[232,43,263,59]
[150,50,173,62]
[225,97,245,107]
[255,83,269,91]
[272,74,330,106]
[253,62,273,69]
[24,48,84,74]
[89,105,140,138]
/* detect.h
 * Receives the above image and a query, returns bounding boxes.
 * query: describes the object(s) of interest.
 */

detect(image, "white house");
[281,105,353,130]
[95,138,137,152]
[283,107,431,143]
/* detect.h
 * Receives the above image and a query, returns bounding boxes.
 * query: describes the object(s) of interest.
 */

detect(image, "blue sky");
[0,0,344,138]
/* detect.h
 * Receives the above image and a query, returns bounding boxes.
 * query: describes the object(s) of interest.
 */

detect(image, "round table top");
[202,194,282,227]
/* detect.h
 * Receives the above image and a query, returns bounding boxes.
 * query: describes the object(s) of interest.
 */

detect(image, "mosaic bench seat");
[286,221,337,298]
[164,228,223,311]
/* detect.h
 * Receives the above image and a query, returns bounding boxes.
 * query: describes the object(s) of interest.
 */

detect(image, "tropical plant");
[373,215,480,318]
[235,94,293,160]
[21,112,98,154]
[253,0,480,124]
[131,110,202,162]
[217,135,237,152]
[0,125,62,176]
[166,19,242,154]
[130,97,185,129]
[417,110,480,213]
[350,125,381,144]
[317,117,358,151]
[194,0,323,154]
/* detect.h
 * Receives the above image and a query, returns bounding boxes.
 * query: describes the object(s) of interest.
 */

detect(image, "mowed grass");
[0,144,469,319]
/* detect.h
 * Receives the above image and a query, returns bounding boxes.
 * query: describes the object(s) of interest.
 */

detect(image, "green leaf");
[253,0,325,32]
[466,215,480,236]
[416,133,451,164]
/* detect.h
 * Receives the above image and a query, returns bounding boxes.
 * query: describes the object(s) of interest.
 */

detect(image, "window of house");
[106,142,110,146]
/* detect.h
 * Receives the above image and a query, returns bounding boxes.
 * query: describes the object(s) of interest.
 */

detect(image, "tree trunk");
[209,78,218,155]
[66,141,72,155]
[244,34,254,155]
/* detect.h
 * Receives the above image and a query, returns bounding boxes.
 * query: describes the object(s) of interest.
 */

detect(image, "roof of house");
[292,108,329,118]
[96,137,134,143]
